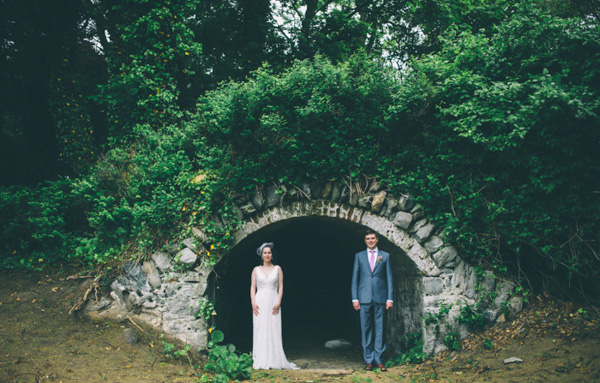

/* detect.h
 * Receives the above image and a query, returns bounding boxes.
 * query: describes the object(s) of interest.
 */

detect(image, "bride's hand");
[272,302,280,315]
[252,303,260,316]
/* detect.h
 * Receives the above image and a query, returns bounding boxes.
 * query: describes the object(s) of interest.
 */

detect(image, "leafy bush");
[194,53,399,186]
[204,330,253,381]
[386,332,428,366]
[444,332,462,351]
[0,180,81,269]
[384,4,600,298]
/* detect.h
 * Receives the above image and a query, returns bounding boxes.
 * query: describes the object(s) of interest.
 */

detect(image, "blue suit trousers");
[359,302,386,365]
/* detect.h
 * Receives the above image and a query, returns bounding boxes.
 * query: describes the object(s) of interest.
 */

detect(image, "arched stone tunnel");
[92,183,522,367]
[213,216,423,359]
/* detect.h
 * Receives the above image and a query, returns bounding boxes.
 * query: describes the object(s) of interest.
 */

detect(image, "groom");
[351,229,394,371]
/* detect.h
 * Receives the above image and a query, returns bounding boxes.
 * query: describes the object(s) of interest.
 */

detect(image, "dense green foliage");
[0,0,542,184]
[387,5,600,296]
[195,54,399,185]
[94,0,203,141]
[1,1,599,299]
[0,182,79,269]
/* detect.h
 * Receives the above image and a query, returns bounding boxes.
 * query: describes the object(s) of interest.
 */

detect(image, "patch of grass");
[352,375,373,383]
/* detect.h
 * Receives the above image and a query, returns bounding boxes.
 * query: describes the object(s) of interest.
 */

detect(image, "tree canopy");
[1,0,599,300]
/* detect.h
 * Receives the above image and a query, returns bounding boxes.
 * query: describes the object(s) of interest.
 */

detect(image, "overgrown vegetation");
[1,1,599,303]
[202,330,253,382]
[458,304,487,331]
[444,332,462,352]
[156,328,253,381]
[386,332,428,366]
[387,4,600,299]
[425,301,453,325]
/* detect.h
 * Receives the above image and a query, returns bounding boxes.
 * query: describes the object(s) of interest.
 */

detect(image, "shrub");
[0,180,80,269]
[386,332,428,365]
[444,331,462,351]
[204,330,253,381]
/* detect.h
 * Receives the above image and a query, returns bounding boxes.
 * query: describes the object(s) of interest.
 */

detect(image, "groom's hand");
[353,301,360,311]
[386,301,393,310]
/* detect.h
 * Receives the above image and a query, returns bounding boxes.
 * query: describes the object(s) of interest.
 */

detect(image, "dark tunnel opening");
[212,216,423,364]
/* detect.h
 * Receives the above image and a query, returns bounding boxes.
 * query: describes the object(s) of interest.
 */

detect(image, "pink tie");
[369,250,375,272]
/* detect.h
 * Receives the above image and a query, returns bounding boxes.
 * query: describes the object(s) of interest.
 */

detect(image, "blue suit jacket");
[351,249,394,304]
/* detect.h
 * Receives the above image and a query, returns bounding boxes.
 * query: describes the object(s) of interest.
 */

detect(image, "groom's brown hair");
[364,229,378,238]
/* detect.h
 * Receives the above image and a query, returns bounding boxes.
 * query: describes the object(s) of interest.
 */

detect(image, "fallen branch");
[128,316,151,336]
[66,275,93,280]
[68,274,104,315]
[470,368,482,383]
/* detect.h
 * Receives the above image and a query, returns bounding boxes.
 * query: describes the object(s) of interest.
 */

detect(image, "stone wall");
[86,252,214,348]
[86,179,523,354]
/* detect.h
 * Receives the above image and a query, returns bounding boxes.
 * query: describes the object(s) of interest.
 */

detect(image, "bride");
[250,242,299,370]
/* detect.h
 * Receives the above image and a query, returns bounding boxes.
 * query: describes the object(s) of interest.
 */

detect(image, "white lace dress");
[252,266,299,370]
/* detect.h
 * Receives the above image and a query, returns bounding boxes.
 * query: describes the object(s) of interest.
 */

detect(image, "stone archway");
[213,214,424,358]
[212,180,520,354]
[88,180,523,357]
[222,200,433,353]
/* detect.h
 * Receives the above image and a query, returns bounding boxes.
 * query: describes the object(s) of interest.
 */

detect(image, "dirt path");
[1,270,599,382]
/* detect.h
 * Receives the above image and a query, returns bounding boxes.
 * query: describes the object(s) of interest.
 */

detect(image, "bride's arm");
[273,266,283,315]
[250,267,260,316]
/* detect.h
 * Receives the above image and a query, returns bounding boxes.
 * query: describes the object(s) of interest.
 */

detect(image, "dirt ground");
[1,269,599,383]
